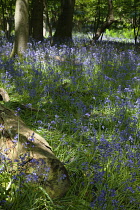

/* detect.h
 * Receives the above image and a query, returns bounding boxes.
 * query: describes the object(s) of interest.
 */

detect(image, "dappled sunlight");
[0,36,140,209]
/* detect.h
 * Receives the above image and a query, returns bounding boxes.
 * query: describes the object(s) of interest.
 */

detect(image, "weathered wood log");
[0,104,70,198]
[0,88,10,102]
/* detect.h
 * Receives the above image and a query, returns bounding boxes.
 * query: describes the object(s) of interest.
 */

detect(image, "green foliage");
[105,29,134,40]
[0,0,140,43]
[0,35,140,209]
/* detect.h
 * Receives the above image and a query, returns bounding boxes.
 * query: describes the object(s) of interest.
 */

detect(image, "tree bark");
[52,0,75,44]
[0,0,6,33]
[10,0,29,57]
[93,0,101,39]
[133,0,140,44]
[0,88,10,102]
[31,0,43,41]
[93,0,116,42]
[43,0,52,39]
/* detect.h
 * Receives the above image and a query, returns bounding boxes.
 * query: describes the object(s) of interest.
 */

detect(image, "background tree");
[31,0,43,41]
[52,0,75,44]
[131,0,140,44]
[93,0,116,42]
[0,0,139,46]
[10,0,29,57]
[43,0,52,39]
[0,0,15,39]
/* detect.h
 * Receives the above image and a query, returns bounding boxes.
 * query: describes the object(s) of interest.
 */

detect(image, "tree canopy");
[0,0,139,44]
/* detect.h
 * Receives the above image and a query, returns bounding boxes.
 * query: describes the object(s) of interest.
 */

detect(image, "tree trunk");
[93,0,116,42]
[31,0,43,41]
[52,0,75,44]
[93,0,101,39]
[10,0,29,57]
[1,0,6,33]
[43,0,52,39]
[133,0,140,45]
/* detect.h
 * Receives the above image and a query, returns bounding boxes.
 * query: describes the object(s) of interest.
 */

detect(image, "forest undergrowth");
[0,36,140,210]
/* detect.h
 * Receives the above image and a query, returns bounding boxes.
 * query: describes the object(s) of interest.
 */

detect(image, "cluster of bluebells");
[12,157,50,184]
[0,35,140,209]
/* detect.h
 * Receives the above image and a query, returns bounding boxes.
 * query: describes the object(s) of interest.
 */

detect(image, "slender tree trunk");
[93,0,116,42]
[31,0,43,41]
[44,0,52,39]
[93,0,101,39]
[46,10,52,38]
[10,0,29,57]
[52,0,75,44]
[43,14,47,37]
[1,0,6,33]
[133,0,140,45]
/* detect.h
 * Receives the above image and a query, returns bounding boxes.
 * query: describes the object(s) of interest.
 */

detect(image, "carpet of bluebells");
[0,35,140,209]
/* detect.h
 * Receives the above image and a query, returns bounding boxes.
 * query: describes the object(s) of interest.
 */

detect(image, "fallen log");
[0,103,70,198]
[0,88,10,102]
